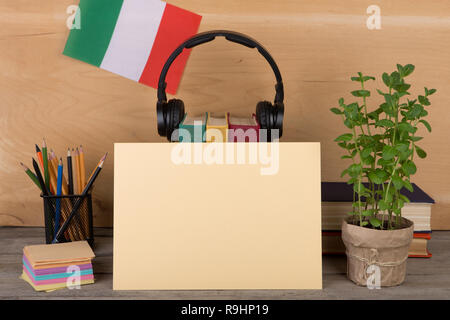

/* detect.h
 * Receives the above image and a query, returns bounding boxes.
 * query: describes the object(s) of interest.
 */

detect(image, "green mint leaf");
[369,218,381,228]
[403,64,415,77]
[334,133,353,142]
[330,107,342,115]
[375,119,394,127]
[351,90,371,97]
[419,119,432,132]
[415,145,427,158]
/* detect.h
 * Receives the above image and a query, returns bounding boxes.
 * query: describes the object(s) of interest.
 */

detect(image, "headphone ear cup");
[166,100,174,140]
[166,99,185,141]
[256,101,272,129]
[256,101,274,141]
[273,103,284,138]
[157,102,168,137]
[267,103,273,129]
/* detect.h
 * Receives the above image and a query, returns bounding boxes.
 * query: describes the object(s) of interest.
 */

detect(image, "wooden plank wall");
[1,0,449,228]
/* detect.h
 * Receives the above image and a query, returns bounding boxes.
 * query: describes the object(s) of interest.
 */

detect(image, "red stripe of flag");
[139,4,202,95]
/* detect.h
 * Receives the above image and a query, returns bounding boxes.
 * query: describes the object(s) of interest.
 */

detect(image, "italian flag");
[63,0,202,94]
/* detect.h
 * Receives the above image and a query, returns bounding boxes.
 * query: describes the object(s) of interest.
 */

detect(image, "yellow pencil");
[74,148,81,194]
[79,145,86,189]
[47,153,58,195]
[87,153,108,183]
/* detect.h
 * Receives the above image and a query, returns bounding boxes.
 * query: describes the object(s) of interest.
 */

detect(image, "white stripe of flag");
[100,0,166,81]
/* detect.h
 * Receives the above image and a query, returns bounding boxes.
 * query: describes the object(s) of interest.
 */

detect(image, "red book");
[227,113,260,142]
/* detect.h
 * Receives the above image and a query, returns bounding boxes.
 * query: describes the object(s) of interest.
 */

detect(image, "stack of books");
[178,112,260,142]
[322,182,434,258]
[21,241,95,291]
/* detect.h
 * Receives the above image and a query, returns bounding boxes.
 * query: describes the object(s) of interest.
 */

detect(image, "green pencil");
[20,162,42,191]
[42,138,49,190]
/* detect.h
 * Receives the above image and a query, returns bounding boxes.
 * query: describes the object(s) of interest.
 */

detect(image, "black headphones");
[156,30,284,141]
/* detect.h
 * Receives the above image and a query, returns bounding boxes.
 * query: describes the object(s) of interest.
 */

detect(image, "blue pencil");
[54,158,63,235]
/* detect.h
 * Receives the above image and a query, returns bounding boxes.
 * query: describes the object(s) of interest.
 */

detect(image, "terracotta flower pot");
[341,215,414,287]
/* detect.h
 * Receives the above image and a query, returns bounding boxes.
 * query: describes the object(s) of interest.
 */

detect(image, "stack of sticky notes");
[21,241,95,292]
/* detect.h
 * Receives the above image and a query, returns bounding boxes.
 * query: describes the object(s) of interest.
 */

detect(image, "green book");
[178,113,207,142]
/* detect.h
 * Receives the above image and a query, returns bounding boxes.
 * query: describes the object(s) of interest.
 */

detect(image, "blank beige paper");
[113,142,322,290]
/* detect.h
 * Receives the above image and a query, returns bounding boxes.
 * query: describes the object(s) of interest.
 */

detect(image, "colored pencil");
[35,144,44,172]
[67,148,83,238]
[20,162,41,191]
[75,146,90,239]
[67,148,85,237]
[32,158,49,196]
[50,150,57,169]
[87,152,107,183]
[51,150,69,195]
[50,150,60,182]
[54,154,106,243]
[79,145,86,189]
[54,158,63,234]
[77,147,88,237]
[48,153,77,240]
[47,153,58,195]
[42,139,49,190]
[74,148,81,194]
[67,148,74,195]
[61,149,87,237]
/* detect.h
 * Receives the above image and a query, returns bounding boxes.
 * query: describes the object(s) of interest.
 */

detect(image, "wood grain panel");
[1,0,449,228]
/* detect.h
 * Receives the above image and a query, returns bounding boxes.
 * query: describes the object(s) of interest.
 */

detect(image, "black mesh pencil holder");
[41,193,94,246]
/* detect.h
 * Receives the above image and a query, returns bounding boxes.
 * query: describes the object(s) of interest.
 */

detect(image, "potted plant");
[330,64,436,286]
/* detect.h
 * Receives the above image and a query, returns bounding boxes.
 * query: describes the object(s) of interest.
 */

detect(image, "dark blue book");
[321,182,434,203]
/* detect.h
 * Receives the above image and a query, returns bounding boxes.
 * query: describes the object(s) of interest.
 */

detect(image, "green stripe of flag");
[63,0,124,67]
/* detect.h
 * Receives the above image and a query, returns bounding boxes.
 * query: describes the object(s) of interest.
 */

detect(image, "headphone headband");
[157,30,284,105]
